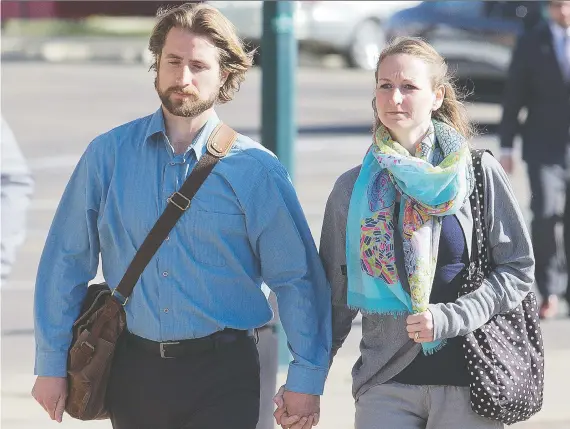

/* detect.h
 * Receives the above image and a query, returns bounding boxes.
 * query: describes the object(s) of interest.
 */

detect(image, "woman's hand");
[273,385,320,429]
[406,310,435,343]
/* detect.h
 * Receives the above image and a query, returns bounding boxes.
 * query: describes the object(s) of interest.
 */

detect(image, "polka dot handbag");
[461,150,545,425]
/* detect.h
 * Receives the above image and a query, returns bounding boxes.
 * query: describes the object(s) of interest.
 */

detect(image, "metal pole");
[261,0,296,371]
[261,0,296,178]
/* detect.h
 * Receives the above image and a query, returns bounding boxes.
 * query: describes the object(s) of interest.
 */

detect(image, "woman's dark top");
[392,212,471,386]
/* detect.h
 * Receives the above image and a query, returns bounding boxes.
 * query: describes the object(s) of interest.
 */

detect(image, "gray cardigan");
[320,152,535,399]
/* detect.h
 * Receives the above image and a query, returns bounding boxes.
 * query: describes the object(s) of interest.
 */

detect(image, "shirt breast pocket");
[188,209,247,267]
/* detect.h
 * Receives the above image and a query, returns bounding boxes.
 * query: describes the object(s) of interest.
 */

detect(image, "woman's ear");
[432,85,445,111]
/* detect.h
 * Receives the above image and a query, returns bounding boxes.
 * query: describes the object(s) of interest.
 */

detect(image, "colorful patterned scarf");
[346,120,474,354]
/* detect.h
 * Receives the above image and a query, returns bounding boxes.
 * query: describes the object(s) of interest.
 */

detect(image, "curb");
[1,36,339,67]
[2,37,152,64]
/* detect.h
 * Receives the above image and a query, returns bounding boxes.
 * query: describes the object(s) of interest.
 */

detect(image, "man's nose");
[177,65,192,86]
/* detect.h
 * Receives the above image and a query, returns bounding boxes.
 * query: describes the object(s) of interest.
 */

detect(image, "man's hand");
[406,310,435,343]
[273,385,320,428]
[500,153,514,174]
[31,376,68,423]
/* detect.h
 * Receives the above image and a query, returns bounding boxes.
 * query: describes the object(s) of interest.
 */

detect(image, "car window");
[431,1,483,16]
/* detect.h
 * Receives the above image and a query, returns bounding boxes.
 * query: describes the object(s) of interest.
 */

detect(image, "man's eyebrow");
[164,53,183,59]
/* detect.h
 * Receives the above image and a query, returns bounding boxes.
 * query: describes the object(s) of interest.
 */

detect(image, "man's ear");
[220,70,229,88]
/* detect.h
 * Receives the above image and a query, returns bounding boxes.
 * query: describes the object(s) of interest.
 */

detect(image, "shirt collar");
[144,108,167,142]
[144,108,222,160]
[550,21,570,40]
[192,111,221,161]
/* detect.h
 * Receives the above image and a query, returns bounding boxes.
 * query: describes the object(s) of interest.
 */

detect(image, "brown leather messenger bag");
[65,123,237,420]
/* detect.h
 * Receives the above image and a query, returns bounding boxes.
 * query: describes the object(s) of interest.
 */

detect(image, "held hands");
[273,385,320,429]
[406,310,435,343]
[271,311,434,428]
[31,376,68,423]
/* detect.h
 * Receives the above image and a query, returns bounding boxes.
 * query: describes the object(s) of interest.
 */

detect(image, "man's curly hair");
[148,3,255,104]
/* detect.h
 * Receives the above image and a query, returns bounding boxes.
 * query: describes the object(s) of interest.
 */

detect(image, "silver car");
[207,1,420,70]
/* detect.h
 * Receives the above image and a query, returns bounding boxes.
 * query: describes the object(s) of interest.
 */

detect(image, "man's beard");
[156,81,217,118]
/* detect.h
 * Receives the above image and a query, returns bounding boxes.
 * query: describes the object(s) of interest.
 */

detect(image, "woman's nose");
[391,88,403,105]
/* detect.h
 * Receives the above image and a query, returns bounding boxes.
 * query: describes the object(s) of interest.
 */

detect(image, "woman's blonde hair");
[373,37,474,139]
[148,3,254,104]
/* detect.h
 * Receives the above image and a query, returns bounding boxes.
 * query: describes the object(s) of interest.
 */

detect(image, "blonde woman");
[275,37,534,429]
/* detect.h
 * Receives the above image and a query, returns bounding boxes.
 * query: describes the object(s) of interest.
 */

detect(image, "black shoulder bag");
[461,149,545,424]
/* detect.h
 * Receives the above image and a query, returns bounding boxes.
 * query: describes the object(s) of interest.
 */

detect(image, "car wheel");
[347,19,384,71]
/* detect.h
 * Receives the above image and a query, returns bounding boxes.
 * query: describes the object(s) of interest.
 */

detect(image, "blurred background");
[1,1,569,428]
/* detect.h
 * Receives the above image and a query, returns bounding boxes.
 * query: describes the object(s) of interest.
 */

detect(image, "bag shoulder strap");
[207,122,237,157]
[468,148,493,270]
[113,122,237,302]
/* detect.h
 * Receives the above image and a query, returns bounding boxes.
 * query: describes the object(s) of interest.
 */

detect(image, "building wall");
[1,1,198,21]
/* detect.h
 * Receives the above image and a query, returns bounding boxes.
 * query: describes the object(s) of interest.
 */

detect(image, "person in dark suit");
[500,0,570,318]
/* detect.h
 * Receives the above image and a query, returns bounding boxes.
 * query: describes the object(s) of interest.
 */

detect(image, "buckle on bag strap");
[111,288,129,306]
[168,192,191,211]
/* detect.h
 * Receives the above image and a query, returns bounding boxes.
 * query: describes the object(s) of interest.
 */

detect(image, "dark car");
[383,1,546,103]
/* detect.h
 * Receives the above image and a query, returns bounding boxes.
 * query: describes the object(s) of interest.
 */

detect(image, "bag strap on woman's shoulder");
[468,148,493,270]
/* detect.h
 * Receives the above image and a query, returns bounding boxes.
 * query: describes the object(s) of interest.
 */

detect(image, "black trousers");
[528,162,570,302]
[106,332,260,429]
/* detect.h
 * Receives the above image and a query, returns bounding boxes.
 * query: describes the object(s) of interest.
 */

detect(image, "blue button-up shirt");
[34,109,332,395]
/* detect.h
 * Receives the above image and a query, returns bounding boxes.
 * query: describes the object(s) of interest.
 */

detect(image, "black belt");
[124,328,250,359]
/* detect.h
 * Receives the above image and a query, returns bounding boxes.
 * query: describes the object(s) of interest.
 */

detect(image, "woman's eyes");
[378,83,418,90]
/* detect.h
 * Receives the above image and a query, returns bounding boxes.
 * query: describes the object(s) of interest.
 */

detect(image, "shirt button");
[162,271,169,277]
[170,162,175,166]
[165,236,170,241]
[164,308,169,313]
